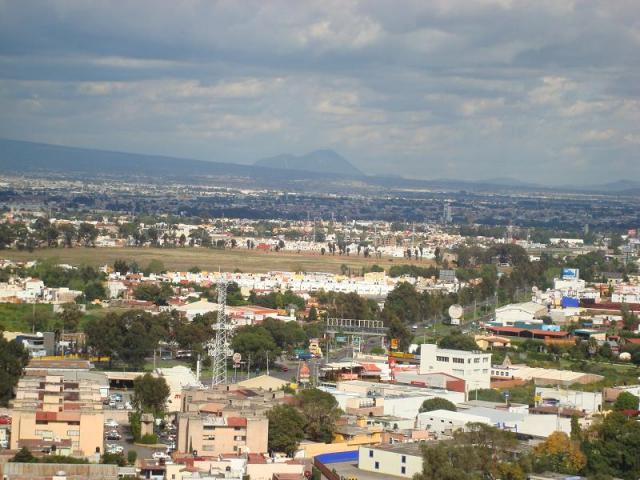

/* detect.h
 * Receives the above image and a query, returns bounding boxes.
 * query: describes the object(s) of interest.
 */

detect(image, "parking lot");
[103,391,176,463]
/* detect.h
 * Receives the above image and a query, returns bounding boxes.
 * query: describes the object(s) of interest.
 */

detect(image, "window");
[453,358,464,364]
[375,461,379,470]
[474,358,480,363]
[436,356,449,362]
[67,430,79,436]
[401,455,406,463]
[483,357,489,363]
[482,369,488,374]
[369,450,374,458]
[401,466,406,474]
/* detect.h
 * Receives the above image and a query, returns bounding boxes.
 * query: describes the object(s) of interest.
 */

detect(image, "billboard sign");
[562,268,579,280]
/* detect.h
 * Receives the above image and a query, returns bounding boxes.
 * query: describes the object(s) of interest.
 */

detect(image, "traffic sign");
[232,352,242,363]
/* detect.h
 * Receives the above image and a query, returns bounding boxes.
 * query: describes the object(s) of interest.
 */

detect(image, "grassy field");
[0,303,54,332]
[0,303,136,333]
[1,247,434,274]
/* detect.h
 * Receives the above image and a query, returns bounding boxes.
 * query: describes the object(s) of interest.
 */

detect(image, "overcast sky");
[1,1,638,184]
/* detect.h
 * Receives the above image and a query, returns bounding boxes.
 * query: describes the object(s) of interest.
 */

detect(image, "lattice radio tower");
[206,277,232,386]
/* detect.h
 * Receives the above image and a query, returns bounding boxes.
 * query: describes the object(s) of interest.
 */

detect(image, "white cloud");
[580,129,616,142]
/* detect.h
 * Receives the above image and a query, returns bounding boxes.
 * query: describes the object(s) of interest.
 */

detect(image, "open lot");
[2,247,434,274]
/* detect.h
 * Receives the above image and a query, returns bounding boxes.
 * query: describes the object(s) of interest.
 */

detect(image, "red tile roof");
[226,417,247,427]
[247,453,267,464]
[488,326,570,337]
[360,363,381,372]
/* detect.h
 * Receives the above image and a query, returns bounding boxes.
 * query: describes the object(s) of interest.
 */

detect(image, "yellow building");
[10,374,104,457]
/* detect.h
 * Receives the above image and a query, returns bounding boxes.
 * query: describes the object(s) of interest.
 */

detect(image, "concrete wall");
[358,446,422,479]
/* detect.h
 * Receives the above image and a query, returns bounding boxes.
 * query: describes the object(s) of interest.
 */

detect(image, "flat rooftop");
[367,442,425,457]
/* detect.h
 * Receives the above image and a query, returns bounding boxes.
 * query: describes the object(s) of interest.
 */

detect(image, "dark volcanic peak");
[255,149,363,176]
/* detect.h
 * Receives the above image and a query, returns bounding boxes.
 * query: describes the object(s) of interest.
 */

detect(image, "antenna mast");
[208,277,231,386]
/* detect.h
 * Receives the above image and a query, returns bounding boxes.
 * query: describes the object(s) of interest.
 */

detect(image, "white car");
[106,444,123,454]
[104,419,119,428]
[152,451,168,460]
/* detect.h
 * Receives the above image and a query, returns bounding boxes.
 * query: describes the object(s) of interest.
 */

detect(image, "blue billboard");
[562,268,579,280]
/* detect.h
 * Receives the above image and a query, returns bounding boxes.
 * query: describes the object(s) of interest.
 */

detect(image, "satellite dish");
[448,304,463,319]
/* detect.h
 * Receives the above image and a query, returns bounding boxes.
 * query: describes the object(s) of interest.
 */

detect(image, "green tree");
[266,405,305,456]
[85,312,121,363]
[231,325,280,369]
[113,259,129,275]
[297,388,342,443]
[383,311,412,351]
[384,282,422,324]
[307,306,318,322]
[419,397,457,413]
[11,447,36,463]
[132,373,170,417]
[0,336,30,406]
[84,280,106,301]
[570,415,582,442]
[78,222,98,247]
[439,332,477,351]
[613,391,639,411]
[262,318,306,352]
[133,283,173,305]
[101,452,126,466]
[583,412,640,479]
[57,303,84,332]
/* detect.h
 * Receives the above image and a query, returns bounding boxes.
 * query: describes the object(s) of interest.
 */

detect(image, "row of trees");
[0,220,99,251]
[84,308,317,371]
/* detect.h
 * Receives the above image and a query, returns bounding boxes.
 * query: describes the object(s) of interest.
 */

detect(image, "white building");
[419,344,492,390]
[322,380,465,419]
[417,409,491,435]
[418,405,572,439]
[494,301,547,326]
[358,444,423,479]
[534,387,602,414]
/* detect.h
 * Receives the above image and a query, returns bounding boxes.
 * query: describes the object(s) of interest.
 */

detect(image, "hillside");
[255,149,363,176]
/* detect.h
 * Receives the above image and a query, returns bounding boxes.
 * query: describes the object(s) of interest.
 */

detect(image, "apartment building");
[175,384,291,457]
[10,374,104,457]
[419,344,492,390]
[176,413,268,456]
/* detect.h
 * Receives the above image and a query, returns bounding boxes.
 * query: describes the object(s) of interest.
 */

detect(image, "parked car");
[106,431,121,441]
[104,419,119,428]
[106,444,123,454]
[152,451,168,460]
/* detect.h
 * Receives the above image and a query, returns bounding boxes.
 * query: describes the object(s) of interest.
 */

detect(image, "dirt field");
[2,247,434,274]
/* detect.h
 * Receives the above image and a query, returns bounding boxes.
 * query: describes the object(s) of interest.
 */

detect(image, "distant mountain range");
[255,149,363,176]
[0,138,638,195]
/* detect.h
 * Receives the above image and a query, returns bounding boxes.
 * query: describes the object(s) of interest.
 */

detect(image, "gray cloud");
[0,0,638,184]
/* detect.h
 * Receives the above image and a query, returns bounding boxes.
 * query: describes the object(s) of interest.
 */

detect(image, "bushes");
[139,434,158,445]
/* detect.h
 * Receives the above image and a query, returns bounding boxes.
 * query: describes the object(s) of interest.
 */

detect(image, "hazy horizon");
[1,1,638,184]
